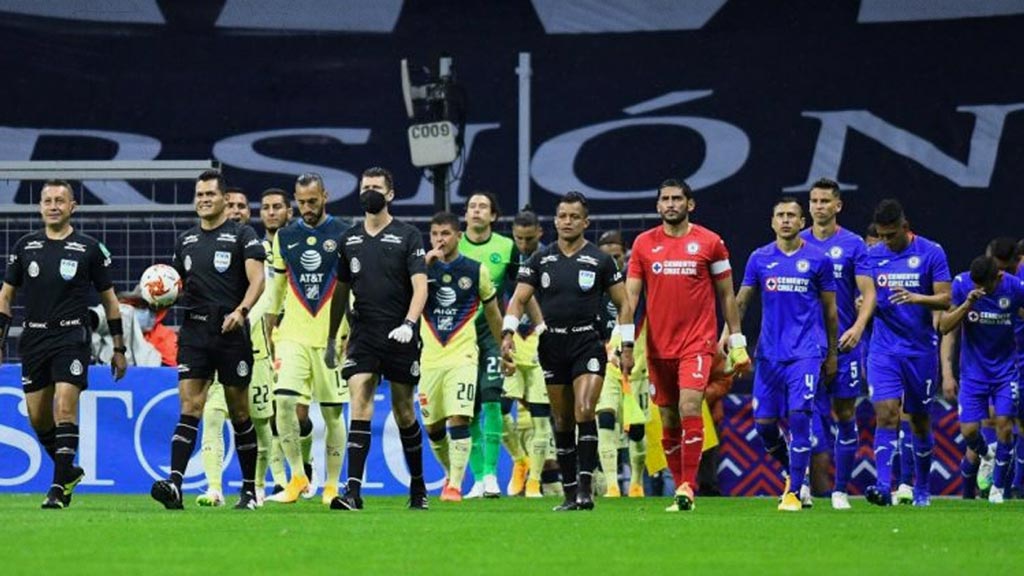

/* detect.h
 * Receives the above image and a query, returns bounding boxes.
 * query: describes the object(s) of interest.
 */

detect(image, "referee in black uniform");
[0,179,127,508]
[150,170,266,510]
[325,166,429,511]
[502,191,634,511]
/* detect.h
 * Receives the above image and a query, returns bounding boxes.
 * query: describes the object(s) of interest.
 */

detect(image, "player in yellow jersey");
[419,212,504,501]
[502,208,554,497]
[197,187,280,506]
[595,231,651,498]
[263,173,349,505]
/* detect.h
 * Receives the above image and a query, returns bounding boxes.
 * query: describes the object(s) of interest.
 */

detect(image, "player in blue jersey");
[943,238,1024,498]
[863,199,951,507]
[1014,239,1024,498]
[800,179,876,510]
[939,255,1024,503]
[735,197,838,512]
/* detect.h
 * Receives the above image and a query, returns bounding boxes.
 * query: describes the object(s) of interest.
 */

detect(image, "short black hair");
[430,211,460,230]
[865,223,879,238]
[261,187,290,203]
[197,169,225,192]
[773,196,804,216]
[361,166,393,190]
[513,205,539,228]
[296,172,325,190]
[41,179,74,199]
[969,255,1000,286]
[986,236,1017,262]
[657,179,693,200]
[598,230,624,248]
[225,186,246,198]
[557,190,589,217]
[467,190,501,219]
[873,199,905,226]
[810,177,841,198]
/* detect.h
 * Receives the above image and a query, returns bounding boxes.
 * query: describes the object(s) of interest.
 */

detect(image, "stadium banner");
[0,365,467,496]
[1,365,963,496]
[1,3,1023,272]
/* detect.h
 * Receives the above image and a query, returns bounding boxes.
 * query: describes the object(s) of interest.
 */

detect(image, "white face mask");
[136,306,155,333]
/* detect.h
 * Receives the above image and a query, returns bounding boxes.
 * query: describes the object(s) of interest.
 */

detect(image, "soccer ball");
[139,264,181,308]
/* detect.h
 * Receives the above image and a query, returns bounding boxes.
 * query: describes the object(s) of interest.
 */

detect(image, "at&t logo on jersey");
[300,250,322,272]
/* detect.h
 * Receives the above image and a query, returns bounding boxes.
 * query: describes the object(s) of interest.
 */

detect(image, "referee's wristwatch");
[113,346,127,354]
[236,306,250,318]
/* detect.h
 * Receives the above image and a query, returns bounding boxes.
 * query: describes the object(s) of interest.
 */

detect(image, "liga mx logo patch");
[237,361,249,377]
[59,258,78,280]
[214,251,231,273]
[578,270,596,291]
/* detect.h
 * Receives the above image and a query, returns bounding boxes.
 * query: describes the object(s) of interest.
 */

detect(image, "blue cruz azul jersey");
[867,234,951,357]
[1016,264,1024,370]
[953,271,1024,382]
[276,217,347,316]
[742,241,836,361]
[800,227,870,335]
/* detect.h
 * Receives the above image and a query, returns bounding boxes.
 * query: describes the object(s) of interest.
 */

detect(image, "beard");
[661,210,688,225]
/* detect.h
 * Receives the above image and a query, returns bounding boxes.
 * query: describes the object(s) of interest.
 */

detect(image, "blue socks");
[993,439,1014,491]
[755,421,790,471]
[787,411,812,495]
[898,420,914,486]
[873,427,899,493]
[834,419,857,493]
[912,433,933,494]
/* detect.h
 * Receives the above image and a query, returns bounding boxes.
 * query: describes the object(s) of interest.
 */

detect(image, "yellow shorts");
[274,340,349,405]
[248,357,275,420]
[418,364,476,426]
[598,360,651,420]
[206,358,275,419]
[503,363,549,404]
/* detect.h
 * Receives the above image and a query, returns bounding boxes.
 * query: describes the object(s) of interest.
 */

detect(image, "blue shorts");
[867,353,937,415]
[1018,362,1024,419]
[958,378,1017,423]
[753,357,821,420]
[831,348,864,400]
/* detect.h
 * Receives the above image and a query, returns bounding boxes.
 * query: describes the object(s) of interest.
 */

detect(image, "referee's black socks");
[346,419,372,496]
[399,422,425,495]
[169,415,200,489]
[233,418,258,494]
[554,430,578,501]
[37,426,58,461]
[577,420,598,497]
[54,422,79,485]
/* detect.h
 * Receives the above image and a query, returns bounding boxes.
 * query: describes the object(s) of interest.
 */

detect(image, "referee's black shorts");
[343,323,422,386]
[20,327,92,393]
[177,320,253,387]
[537,325,606,386]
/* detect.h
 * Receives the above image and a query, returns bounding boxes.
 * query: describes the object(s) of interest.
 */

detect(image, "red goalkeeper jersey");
[627,224,731,359]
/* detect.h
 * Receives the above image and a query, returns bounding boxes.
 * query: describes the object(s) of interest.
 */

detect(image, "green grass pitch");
[1,494,1020,575]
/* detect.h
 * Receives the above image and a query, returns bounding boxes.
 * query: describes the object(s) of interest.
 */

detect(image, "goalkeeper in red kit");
[625,179,749,512]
